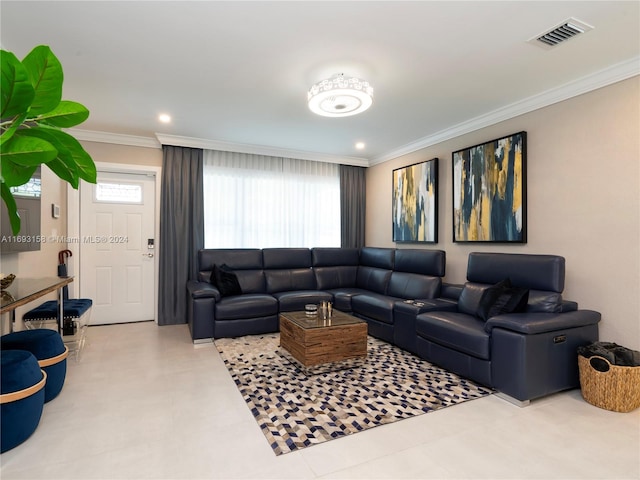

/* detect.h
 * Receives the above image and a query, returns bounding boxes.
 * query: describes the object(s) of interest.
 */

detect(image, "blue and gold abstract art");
[453,132,526,242]
[392,158,438,243]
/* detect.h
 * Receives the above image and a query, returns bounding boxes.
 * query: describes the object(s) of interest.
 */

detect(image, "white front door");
[79,171,156,324]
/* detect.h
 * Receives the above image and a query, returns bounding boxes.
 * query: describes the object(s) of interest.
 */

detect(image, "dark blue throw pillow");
[476,278,529,321]
[211,264,242,297]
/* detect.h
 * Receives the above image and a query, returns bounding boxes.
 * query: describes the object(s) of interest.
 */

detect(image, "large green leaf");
[14,127,78,187]
[1,50,35,120]
[17,127,97,185]
[1,155,39,187]
[47,129,97,184]
[36,100,89,128]
[44,158,78,187]
[1,134,57,169]
[0,182,21,235]
[21,45,62,115]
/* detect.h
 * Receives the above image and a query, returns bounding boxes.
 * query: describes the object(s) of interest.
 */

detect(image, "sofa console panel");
[491,323,599,401]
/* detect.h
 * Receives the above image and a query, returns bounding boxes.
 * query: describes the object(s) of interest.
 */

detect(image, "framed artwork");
[452,131,526,243]
[392,158,438,243]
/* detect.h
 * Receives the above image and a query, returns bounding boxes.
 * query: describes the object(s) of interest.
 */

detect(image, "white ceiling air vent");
[530,18,594,49]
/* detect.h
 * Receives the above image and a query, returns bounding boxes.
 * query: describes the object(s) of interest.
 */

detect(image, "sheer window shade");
[203,150,340,248]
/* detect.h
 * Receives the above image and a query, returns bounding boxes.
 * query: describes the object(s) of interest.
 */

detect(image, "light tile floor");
[1,321,638,480]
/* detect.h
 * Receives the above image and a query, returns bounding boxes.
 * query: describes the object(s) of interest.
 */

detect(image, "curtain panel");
[158,145,204,325]
[203,150,340,248]
[340,165,366,248]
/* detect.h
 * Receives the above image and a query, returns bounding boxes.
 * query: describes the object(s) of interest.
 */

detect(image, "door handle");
[142,253,154,258]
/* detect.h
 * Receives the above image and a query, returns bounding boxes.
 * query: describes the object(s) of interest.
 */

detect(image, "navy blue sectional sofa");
[187,248,600,403]
[187,247,446,340]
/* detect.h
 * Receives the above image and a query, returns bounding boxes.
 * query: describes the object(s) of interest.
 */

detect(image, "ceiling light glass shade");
[308,74,373,117]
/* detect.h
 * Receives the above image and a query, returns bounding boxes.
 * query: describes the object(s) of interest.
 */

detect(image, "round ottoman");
[1,329,68,403]
[0,350,47,453]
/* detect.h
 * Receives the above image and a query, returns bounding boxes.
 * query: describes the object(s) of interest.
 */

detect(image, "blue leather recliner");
[414,252,600,403]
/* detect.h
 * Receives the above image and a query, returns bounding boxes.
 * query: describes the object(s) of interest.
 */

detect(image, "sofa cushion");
[477,283,528,321]
[416,312,491,360]
[457,282,490,316]
[388,272,441,299]
[215,294,278,320]
[394,249,446,276]
[327,288,367,312]
[198,248,263,282]
[265,269,316,293]
[273,290,333,312]
[263,248,311,269]
[359,247,394,269]
[526,290,564,313]
[476,279,528,321]
[356,266,391,295]
[234,270,265,294]
[211,264,242,297]
[466,252,565,293]
[352,293,397,325]
[311,247,359,267]
[314,266,358,290]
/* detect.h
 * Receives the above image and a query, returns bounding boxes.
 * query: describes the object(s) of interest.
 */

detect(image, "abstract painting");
[392,158,438,243]
[452,132,526,243]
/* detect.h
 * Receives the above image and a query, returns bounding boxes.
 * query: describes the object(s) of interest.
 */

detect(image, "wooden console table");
[1,276,73,334]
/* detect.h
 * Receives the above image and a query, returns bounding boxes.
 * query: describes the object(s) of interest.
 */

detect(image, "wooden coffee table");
[279,310,368,370]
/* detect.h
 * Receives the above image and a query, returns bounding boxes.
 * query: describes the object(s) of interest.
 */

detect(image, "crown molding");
[370,56,640,166]
[155,134,370,167]
[69,129,161,149]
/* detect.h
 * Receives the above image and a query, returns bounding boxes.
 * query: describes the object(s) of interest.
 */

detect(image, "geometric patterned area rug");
[215,333,493,455]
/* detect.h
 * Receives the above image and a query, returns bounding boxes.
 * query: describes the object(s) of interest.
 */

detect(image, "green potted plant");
[1,45,97,235]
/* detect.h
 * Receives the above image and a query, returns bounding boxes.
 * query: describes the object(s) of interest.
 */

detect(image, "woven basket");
[578,355,640,413]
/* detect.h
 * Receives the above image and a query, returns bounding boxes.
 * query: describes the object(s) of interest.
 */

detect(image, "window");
[94,182,143,204]
[203,150,340,248]
[11,176,41,198]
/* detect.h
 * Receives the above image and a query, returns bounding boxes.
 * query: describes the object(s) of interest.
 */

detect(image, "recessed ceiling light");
[158,113,171,123]
[355,142,366,150]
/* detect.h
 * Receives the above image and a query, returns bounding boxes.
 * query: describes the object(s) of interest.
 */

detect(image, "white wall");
[80,142,162,169]
[366,77,640,350]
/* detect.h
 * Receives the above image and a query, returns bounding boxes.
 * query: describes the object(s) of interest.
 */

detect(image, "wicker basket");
[578,355,640,413]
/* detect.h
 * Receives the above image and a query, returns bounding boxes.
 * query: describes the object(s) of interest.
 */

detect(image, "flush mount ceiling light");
[308,73,373,117]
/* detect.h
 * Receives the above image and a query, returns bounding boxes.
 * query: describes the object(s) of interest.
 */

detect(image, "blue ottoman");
[0,350,46,453]
[1,329,68,403]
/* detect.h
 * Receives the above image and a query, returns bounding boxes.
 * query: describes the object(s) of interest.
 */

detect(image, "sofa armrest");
[187,280,219,341]
[484,310,601,335]
[561,300,578,312]
[187,280,221,302]
[441,283,463,301]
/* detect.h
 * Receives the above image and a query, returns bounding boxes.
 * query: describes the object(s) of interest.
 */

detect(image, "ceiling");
[1,1,639,166]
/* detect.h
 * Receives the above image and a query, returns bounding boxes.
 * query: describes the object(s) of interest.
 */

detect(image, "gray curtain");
[158,145,204,325]
[340,165,366,248]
